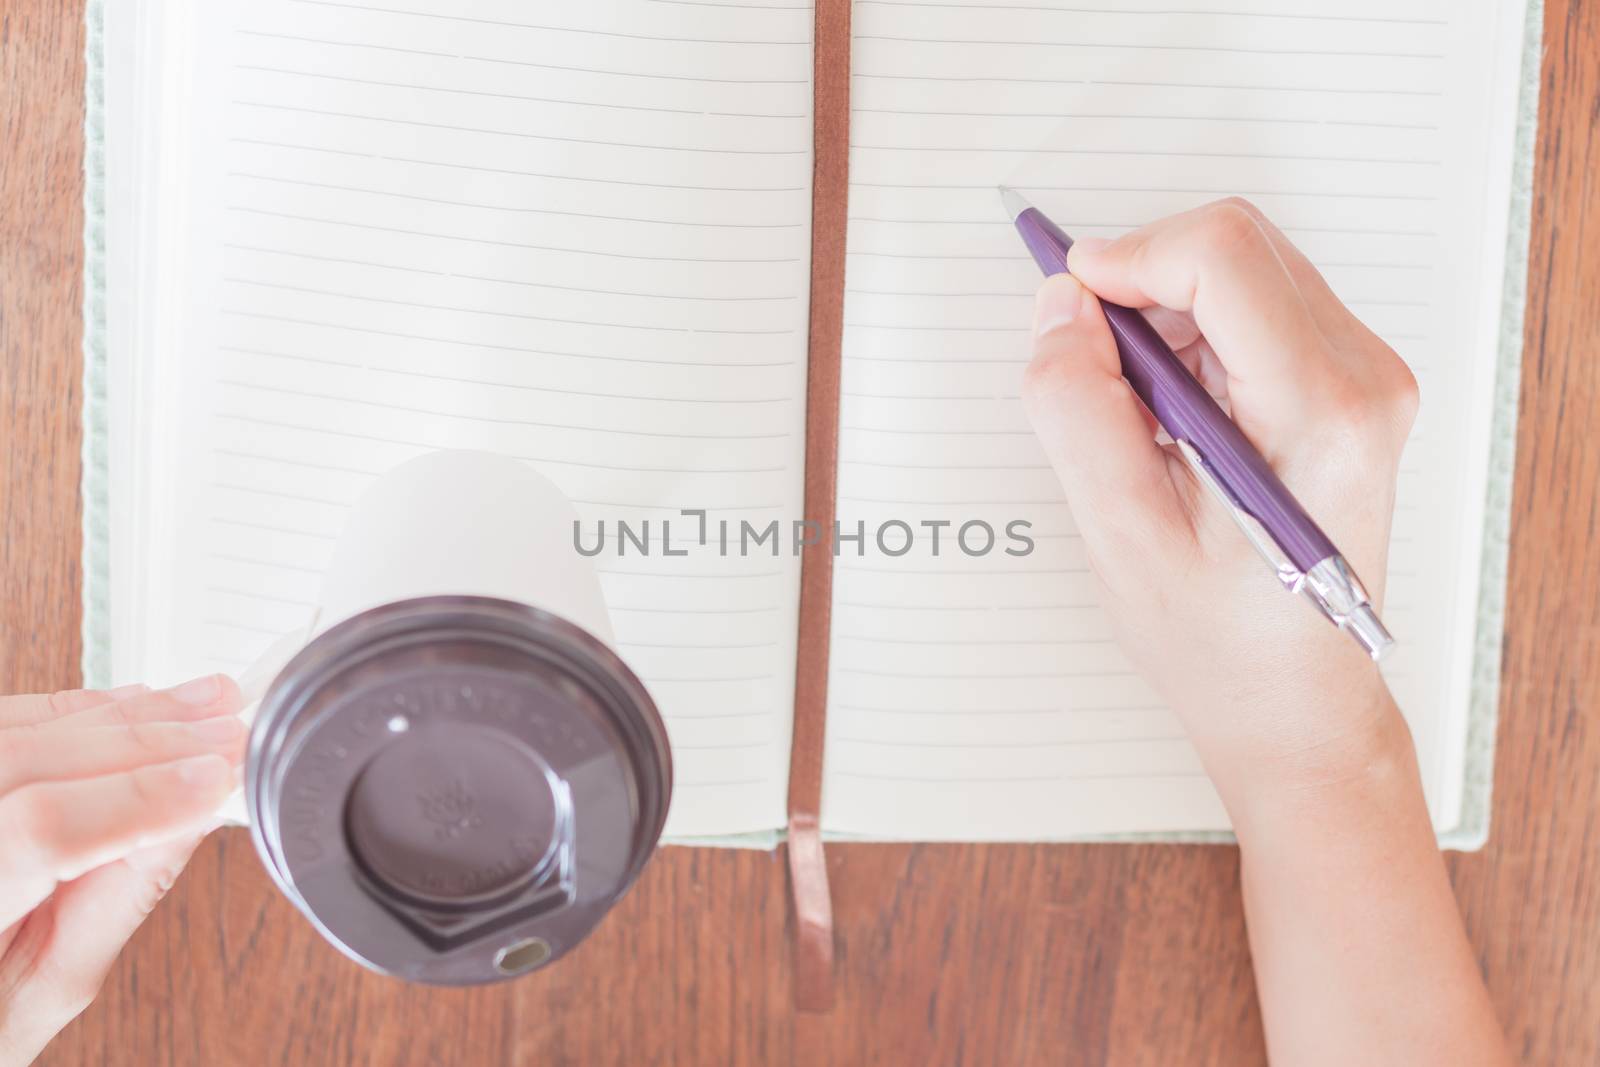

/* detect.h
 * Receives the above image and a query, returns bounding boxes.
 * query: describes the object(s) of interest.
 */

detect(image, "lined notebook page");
[138,0,816,837]
[821,1,1521,839]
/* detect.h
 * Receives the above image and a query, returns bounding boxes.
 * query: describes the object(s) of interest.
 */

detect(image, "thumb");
[1022,274,1190,542]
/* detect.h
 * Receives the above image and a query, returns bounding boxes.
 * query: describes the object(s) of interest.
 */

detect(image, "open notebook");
[94,0,1534,849]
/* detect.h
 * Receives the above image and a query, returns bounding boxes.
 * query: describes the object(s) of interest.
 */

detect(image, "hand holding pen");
[1005,190,1399,662]
[1013,197,1419,802]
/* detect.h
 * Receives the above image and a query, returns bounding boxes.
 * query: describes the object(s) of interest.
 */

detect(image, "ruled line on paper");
[205,553,324,575]
[214,447,375,476]
[219,365,791,404]
[846,218,1439,237]
[643,673,777,683]
[228,139,807,192]
[831,735,1189,749]
[851,107,1440,130]
[210,480,350,506]
[843,355,1030,365]
[844,288,1433,307]
[238,31,811,83]
[847,288,1031,297]
[851,34,1446,60]
[211,516,336,540]
[224,278,799,335]
[834,704,1165,717]
[849,2,1448,25]
[836,600,1101,611]
[843,321,1028,332]
[840,390,1022,400]
[219,319,799,370]
[228,173,808,228]
[226,241,447,276]
[230,100,809,155]
[571,499,785,512]
[843,249,1433,267]
[444,273,799,301]
[836,634,1116,647]
[237,30,453,59]
[204,585,318,608]
[218,336,781,394]
[836,496,1068,507]
[224,243,801,299]
[279,1,813,45]
[844,325,1418,339]
[830,770,1210,784]
[851,72,1445,95]
[470,52,808,85]
[219,370,795,438]
[839,424,1036,436]
[234,66,809,119]
[618,640,781,650]
[599,568,785,580]
[847,181,1439,200]
[834,564,1088,576]
[609,604,783,615]
[645,0,811,9]
[226,206,806,263]
[673,778,772,788]
[839,458,1050,471]
[204,617,296,636]
[214,407,788,473]
[835,666,1138,680]
[661,710,775,721]
[671,742,777,752]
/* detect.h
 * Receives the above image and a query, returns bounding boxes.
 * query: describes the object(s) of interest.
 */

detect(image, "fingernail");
[110,682,150,699]
[1034,274,1085,336]
[174,754,233,787]
[187,716,246,744]
[1071,236,1110,255]
[165,674,222,707]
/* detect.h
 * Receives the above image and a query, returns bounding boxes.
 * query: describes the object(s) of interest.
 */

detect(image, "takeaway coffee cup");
[238,451,671,985]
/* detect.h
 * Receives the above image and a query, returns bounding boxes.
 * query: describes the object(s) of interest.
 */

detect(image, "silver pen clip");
[1175,440,1394,661]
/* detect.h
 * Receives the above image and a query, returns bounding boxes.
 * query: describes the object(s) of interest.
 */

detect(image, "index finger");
[0,685,150,729]
[43,676,243,731]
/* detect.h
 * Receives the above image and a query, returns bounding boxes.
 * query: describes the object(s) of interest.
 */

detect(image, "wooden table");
[5,3,1597,1064]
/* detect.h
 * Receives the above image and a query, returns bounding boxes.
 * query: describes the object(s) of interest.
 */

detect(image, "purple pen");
[1000,188,1394,661]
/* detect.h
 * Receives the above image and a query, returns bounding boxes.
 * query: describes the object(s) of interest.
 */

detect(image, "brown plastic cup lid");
[245,596,671,985]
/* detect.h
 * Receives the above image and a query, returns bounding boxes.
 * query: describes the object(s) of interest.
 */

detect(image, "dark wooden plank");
[5,1,1596,1064]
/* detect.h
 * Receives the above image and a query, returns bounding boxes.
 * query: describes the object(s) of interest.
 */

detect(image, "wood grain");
[1445,3,1600,1065]
[0,1,85,696]
[4,1,1596,1064]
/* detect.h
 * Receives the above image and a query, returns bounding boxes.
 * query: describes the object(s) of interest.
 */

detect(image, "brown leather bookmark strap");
[786,0,851,1015]
[786,812,835,1011]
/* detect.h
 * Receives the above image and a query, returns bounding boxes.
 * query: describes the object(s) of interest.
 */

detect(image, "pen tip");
[997,185,1032,222]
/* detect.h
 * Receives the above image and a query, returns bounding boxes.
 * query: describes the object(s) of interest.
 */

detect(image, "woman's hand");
[1022,197,1419,812]
[1024,198,1512,1067]
[0,676,245,1065]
